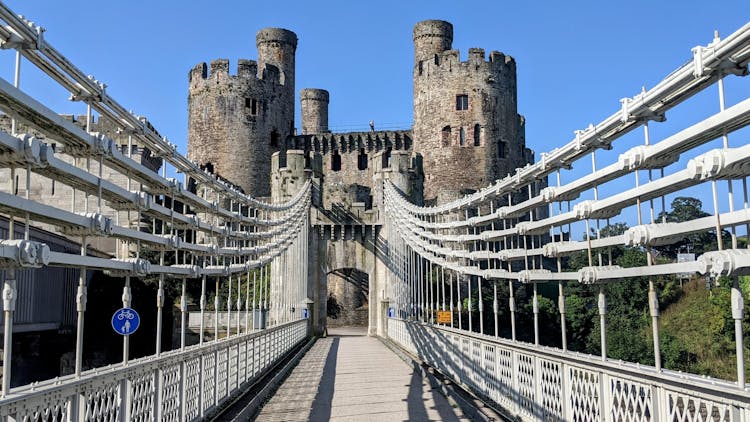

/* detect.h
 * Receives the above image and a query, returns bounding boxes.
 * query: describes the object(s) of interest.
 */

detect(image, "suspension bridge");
[0,2,748,421]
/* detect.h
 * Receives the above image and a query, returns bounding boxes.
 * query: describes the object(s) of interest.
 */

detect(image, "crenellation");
[185,19,545,335]
[441,49,460,65]
[468,47,485,63]
[188,62,207,83]
[190,59,291,87]
[209,59,229,77]
[489,50,515,65]
[412,19,533,205]
[417,48,518,84]
[237,59,257,78]
[289,130,412,155]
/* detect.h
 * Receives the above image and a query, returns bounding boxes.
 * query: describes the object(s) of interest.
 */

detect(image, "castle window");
[418,61,423,76]
[270,130,280,147]
[245,98,258,115]
[459,127,465,146]
[456,94,468,111]
[434,54,440,65]
[331,151,341,171]
[357,149,368,170]
[473,124,481,146]
[441,126,451,146]
[382,147,392,169]
[498,141,507,159]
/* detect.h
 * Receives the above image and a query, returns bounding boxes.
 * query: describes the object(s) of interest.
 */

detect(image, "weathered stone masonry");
[187,28,297,198]
[412,20,533,205]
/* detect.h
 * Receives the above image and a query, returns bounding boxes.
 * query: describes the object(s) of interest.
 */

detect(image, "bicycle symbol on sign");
[117,309,135,321]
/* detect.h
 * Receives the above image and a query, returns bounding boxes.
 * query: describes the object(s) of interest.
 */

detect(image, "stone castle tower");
[300,88,330,135]
[412,20,531,205]
[187,28,297,197]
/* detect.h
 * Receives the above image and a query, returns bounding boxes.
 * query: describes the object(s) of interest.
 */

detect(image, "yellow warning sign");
[436,311,451,324]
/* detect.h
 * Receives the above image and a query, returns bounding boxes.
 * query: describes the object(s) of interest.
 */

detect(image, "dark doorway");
[325,268,369,328]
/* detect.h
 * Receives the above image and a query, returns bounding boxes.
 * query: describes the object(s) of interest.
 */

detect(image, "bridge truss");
[384,23,750,421]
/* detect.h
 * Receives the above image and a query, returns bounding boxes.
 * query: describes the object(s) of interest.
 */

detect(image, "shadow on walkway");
[309,337,340,421]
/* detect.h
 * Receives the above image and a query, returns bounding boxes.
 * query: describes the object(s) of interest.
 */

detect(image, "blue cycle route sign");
[111,307,140,336]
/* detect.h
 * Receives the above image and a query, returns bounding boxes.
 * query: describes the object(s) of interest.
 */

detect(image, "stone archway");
[325,268,369,327]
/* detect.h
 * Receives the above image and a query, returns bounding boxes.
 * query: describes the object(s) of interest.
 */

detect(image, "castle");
[187,20,535,205]
[187,20,539,330]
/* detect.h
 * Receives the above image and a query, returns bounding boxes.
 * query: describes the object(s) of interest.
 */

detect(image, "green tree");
[656,196,722,258]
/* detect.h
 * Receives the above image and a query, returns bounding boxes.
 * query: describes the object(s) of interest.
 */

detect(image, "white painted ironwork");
[0,1,311,419]
[384,19,750,422]
[388,319,749,421]
[0,320,306,421]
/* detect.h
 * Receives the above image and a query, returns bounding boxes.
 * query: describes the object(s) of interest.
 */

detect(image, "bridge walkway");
[255,327,469,421]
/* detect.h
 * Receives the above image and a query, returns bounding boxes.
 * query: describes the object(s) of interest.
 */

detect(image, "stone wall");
[283,130,418,225]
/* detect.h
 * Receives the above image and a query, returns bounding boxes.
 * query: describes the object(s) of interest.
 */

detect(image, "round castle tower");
[300,88,329,135]
[187,28,297,197]
[412,20,528,205]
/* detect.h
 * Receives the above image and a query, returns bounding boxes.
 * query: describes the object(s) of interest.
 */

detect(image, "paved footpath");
[255,326,469,421]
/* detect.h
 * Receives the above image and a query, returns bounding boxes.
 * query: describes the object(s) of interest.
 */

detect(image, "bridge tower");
[412,20,531,205]
[187,28,297,197]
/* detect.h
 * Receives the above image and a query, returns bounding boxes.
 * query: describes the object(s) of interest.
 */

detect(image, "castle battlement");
[188,59,285,87]
[417,48,516,78]
[286,130,412,155]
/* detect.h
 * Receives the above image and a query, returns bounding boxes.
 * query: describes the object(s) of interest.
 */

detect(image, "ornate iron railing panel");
[0,320,306,421]
[388,319,750,421]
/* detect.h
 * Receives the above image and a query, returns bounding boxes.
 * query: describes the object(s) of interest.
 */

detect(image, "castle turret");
[257,28,297,100]
[413,20,453,63]
[300,88,329,135]
[412,20,528,205]
[187,28,297,197]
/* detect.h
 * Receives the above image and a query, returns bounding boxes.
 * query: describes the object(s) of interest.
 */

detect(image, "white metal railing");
[388,318,750,422]
[0,319,307,421]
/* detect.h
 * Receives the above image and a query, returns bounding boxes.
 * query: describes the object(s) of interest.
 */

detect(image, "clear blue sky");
[2,1,750,226]
[3,1,747,152]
